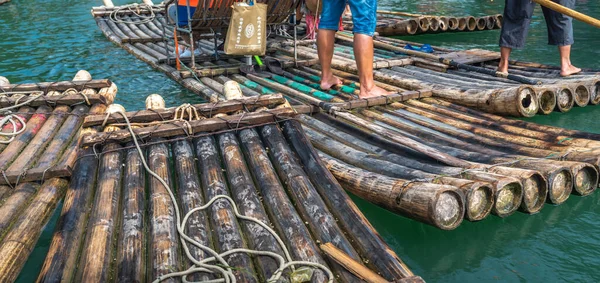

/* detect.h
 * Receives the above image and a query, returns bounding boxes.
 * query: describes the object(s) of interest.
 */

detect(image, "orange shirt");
[178,0,199,7]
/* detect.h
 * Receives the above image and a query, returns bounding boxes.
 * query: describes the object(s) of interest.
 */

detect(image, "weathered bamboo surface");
[37,97,420,282]
[0,72,113,282]
[92,5,600,117]
[341,12,502,36]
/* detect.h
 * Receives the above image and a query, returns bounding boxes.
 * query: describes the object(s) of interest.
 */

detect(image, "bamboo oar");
[532,0,600,29]
[335,32,542,85]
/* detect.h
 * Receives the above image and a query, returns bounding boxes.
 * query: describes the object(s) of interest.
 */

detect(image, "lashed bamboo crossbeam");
[0,178,68,283]
[237,128,330,282]
[0,79,112,92]
[260,124,363,281]
[80,107,297,146]
[281,120,417,278]
[83,94,287,127]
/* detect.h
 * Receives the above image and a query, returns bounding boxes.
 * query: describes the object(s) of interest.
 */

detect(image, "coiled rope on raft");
[105,105,334,283]
[0,91,44,144]
[109,3,157,24]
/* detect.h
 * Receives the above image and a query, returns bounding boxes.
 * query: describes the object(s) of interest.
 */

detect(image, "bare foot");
[320,74,342,90]
[497,60,509,74]
[360,85,393,98]
[561,64,582,77]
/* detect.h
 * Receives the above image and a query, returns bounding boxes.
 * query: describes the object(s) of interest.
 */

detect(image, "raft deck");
[37,95,422,282]
[0,74,115,282]
[91,5,600,118]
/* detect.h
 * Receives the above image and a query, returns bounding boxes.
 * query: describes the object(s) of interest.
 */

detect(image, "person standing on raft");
[498,0,581,77]
[316,0,391,98]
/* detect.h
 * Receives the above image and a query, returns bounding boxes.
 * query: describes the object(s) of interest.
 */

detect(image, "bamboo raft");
[37,95,423,282]
[342,12,503,36]
[91,5,600,118]
[0,71,115,282]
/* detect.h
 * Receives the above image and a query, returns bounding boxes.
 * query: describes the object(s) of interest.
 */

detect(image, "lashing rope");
[109,110,333,283]
[109,3,157,25]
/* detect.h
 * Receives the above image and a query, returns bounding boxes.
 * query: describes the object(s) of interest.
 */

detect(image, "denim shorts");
[318,0,377,36]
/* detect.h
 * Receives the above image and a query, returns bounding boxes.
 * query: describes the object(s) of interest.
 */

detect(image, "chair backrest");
[189,0,299,30]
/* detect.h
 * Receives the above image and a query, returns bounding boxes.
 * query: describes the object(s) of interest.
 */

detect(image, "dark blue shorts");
[500,0,574,49]
[318,0,377,36]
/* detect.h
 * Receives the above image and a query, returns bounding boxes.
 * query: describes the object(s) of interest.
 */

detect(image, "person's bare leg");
[497,46,512,73]
[317,29,342,90]
[559,45,581,77]
[354,33,390,98]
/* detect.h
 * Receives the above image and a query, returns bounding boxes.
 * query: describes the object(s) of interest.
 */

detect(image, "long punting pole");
[532,0,600,29]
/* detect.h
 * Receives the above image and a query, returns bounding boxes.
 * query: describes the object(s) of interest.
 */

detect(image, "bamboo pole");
[194,136,258,282]
[0,178,68,283]
[147,139,182,282]
[282,120,418,278]
[319,152,465,229]
[116,143,146,282]
[532,0,600,29]
[260,124,362,281]
[0,106,52,165]
[74,126,124,282]
[0,183,39,238]
[320,243,389,283]
[218,132,286,280]
[237,128,329,282]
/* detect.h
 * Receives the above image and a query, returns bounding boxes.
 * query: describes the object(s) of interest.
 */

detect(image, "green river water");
[1,0,600,282]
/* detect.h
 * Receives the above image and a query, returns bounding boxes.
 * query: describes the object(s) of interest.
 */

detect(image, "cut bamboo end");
[457,17,467,31]
[98,83,118,105]
[537,89,557,115]
[573,165,599,196]
[464,184,494,221]
[466,16,477,31]
[433,190,464,230]
[493,181,523,217]
[428,18,439,32]
[417,17,430,32]
[590,80,600,105]
[516,86,538,117]
[485,16,496,30]
[447,17,459,30]
[476,17,486,30]
[555,87,575,112]
[573,85,591,107]
[405,19,419,35]
[495,14,504,28]
[547,169,573,204]
[520,173,547,214]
